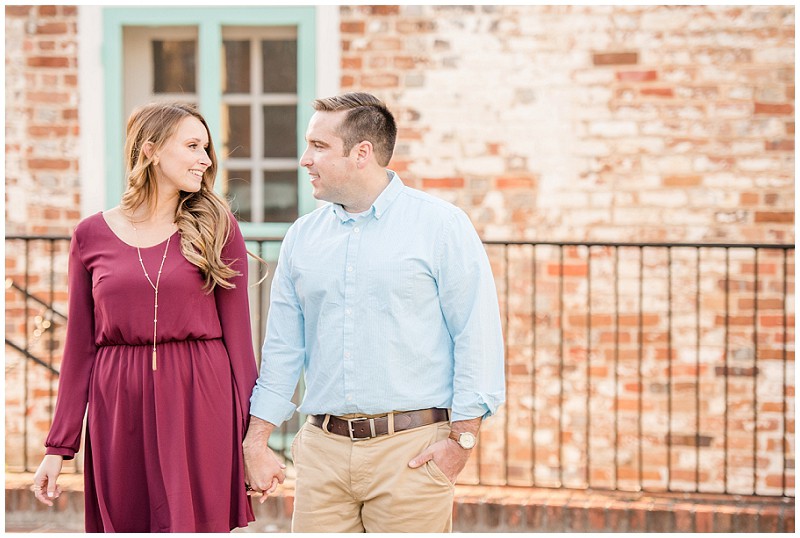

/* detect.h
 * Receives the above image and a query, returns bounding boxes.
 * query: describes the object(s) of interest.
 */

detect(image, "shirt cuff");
[45,446,75,460]
[249,387,298,427]
[451,391,505,422]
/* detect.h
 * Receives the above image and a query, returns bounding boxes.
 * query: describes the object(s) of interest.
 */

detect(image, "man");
[244,92,505,533]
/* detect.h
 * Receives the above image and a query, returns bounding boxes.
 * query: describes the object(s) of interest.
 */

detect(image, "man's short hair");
[313,92,397,166]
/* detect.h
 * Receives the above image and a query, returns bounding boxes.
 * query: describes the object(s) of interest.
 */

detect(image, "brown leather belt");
[309,408,450,441]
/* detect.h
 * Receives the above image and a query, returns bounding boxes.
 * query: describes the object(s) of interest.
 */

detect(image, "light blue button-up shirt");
[250,171,505,425]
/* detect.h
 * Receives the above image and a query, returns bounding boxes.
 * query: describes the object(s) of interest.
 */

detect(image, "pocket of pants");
[425,459,455,490]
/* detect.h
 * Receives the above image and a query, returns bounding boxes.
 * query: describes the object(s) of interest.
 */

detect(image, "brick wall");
[5,5,80,236]
[340,5,794,244]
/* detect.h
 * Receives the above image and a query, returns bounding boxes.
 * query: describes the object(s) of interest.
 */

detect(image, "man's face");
[299,110,357,206]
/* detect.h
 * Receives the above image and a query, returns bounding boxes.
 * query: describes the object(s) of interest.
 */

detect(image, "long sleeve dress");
[44,211,258,532]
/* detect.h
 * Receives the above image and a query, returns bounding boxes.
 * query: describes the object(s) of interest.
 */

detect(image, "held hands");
[242,417,286,504]
[32,454,64,506]
[407,437,470,484]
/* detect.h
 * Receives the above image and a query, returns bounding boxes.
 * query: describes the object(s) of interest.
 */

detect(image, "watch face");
[459,432,477,449]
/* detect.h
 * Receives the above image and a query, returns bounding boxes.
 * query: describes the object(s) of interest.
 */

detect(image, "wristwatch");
[449,431,477,449]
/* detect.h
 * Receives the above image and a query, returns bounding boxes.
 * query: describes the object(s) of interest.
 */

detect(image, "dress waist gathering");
[97,337,223,348]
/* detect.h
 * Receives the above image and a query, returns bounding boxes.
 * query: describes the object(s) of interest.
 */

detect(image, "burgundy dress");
[45,211,257,532]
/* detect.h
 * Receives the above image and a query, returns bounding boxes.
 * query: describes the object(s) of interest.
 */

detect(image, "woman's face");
[153,116,212,195]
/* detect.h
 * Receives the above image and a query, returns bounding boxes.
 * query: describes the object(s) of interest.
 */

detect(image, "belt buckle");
[346,417,376,441]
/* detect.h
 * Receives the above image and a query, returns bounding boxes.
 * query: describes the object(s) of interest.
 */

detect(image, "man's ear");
[354,140,373,169]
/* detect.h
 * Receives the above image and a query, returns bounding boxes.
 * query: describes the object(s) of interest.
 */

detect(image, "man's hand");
[243,416,287,504]
[407,417,481,483]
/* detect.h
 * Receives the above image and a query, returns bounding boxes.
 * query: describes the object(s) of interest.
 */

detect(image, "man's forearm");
[244,415,277,449]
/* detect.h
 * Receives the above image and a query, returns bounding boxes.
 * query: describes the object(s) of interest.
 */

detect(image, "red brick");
[663,175,702,187]
[564,499,588,532]
[525,503,546,529]
[26,91,70,104]
[755,211,793,223]
[740,192,760,205]
[341,57,362,69]
[396,20,436,33]
[765,139,794,151]
[627,502,648,531]
[758,507,781,532]
[27,159,72,171]
[28,126,70,137]
[5,5,32,16]
[713,505,738,533]
[544,502,567,532]
[422,177,464,189]
[732,507,760,533]
[38,5,57,16]
[754,102,794,115]
[496,176,535,189]
[586,504,606,531]
[369,5,399,15]
[361,73,399,88]
[393,56,417,69]
[641,87,674,98]
[339,21,365,34]
[673,504,695,532]
[616,70,658,82]
[593,52,638,66]
[36,22,69,35]
[693,507,714,532]
[26,56,70,68]
[505,504,525,529]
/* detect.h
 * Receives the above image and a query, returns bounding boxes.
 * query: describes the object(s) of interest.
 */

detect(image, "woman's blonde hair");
[121,102,239,292]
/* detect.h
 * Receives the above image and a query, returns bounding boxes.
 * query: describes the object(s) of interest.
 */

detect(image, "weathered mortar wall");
[340,5,794,244]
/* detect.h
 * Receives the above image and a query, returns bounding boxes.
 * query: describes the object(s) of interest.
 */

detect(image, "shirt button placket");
[342,220,361,413]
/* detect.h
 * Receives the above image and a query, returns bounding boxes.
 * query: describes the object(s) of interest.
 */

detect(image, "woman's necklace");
[129,219,171,371]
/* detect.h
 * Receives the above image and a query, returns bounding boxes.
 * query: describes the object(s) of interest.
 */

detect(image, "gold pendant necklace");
[130,221,171,371]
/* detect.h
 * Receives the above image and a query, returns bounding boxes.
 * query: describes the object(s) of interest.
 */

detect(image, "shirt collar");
[331,170,404,222]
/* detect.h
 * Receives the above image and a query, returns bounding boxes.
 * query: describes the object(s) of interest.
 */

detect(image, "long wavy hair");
[120,102,240,292]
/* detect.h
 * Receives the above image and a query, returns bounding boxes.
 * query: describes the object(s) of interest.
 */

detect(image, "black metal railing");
[5,236,794,498]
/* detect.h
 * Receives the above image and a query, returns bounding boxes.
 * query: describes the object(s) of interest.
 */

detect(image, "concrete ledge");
[5,473,795,533]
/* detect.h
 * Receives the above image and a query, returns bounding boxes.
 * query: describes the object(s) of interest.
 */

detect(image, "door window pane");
[223,40,250,94]
[263,105,296,158]
[224,105,251,158]
[227,170,252,222]
[261,40,297,93]
[263,171,299,222]
[152,40,196,93]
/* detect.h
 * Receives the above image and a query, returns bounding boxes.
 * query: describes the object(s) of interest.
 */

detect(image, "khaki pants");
[291,418,455,533]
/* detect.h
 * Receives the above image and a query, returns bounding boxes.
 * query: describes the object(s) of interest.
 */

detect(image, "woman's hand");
[32,454,64,506]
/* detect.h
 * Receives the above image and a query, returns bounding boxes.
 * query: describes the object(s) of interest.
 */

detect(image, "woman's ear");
[142,141,155,159]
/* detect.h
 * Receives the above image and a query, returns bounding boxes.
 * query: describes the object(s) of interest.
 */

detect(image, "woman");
[33,102,260,532]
